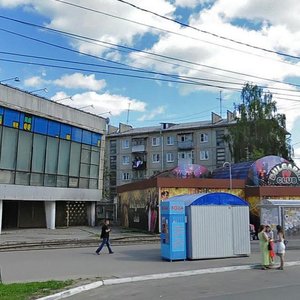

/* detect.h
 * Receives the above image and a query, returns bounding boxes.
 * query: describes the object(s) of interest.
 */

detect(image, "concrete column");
[0,200,2,234]
[87,202,96,226]
[45,201,56,229]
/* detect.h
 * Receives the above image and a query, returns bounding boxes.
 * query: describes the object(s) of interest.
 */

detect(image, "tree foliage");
[225,83,291,162]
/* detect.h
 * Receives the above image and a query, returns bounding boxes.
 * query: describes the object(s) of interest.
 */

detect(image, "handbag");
[268,242,272,250]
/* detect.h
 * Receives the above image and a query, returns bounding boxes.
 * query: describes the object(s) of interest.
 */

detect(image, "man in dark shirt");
[95,219,114,254]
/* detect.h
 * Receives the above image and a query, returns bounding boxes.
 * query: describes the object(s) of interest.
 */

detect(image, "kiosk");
[160,199,186,261]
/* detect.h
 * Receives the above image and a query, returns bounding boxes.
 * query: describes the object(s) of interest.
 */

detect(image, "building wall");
[0,84,106,230]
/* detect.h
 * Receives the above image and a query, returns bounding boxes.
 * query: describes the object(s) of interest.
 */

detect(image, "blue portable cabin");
[167,192,251,259]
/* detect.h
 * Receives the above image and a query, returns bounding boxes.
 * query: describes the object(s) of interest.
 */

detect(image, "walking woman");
[258,225,270,270]
[276,225,286,270]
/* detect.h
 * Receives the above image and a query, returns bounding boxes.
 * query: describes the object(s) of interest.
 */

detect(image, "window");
[200,150,209,160]
[110,140,117,154]
[31,134,46,173]
[69,142,81,177]
[166,153,174,163]
[152,137,160,146]
[200,133,208,143]
[45,137,59,174]
[122,156,130,165]
[166,136,174,145]
[0,127,18,170]
[122,172,130,181]
[57,140,71,175]
[152,153,160,163]
[16,131,33,171]
[122,139,129,149]
[178,151,193,159]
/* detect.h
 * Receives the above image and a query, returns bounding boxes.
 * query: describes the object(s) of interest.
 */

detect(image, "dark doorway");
[2,201,18,228]
[18,201,46,228]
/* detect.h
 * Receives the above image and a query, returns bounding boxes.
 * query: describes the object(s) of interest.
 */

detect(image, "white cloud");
[70,91,146,116]
[2,0,177,56]
[24,76,45,87]
[53,73,106,91]
[138,106,166,121]
[0,0,31,7]
[175,0,213,8]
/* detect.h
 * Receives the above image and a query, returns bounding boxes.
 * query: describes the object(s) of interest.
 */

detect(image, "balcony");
[132,144,146,153]
[177,140,194,150]
[132,159,147,170]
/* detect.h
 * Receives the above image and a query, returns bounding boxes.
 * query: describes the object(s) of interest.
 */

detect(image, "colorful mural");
[120,186,246,233]
[172,164,209,178]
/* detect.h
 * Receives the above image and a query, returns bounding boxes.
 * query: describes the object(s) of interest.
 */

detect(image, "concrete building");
[104,111,235,213]
[0,83,107,233]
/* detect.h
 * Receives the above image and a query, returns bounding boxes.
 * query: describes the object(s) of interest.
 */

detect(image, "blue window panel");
[48,120,60,137]
[19,112,25,129]
[60,123,71,140]
[72,127,82,143]
[33,116,48,134]
[21,113,33,131]
[4,108,20,127]
[0,107,4,125]
[82,130,92,145]
[91,133,101,146]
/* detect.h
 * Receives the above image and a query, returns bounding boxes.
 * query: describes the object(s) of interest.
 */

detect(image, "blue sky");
[1,0,300,163]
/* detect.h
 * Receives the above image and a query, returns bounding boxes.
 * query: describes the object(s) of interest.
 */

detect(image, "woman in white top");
[276,225,286,270]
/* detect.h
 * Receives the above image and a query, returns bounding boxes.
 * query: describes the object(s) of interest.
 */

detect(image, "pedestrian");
[95,219,114,255]
[275,225,286,270]
[265,225,275,265]
[258,224,270,270]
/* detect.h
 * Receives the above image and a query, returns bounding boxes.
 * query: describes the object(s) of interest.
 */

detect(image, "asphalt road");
[64,266,300,300]
[0,243,299,283]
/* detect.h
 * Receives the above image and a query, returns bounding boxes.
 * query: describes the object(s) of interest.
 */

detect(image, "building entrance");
[2,201,18,228]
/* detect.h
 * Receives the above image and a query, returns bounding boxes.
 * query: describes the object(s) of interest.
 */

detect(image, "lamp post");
[223,161,232,190]
[53,96,73,102]
[29,88,48,94]
[97,111,112,116]
[0,77,20,83]
[78,104,95,110]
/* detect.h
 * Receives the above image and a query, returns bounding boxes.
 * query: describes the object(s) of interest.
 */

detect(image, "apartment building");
[105,111,235,203]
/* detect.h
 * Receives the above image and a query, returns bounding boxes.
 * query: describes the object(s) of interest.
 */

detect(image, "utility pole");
[216,90,222,117]
[126,102,131,124]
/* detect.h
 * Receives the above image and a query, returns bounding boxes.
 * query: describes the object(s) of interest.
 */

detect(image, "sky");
[1,0,300,164]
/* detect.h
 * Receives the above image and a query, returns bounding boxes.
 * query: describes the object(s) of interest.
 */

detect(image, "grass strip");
[0,279,73,300]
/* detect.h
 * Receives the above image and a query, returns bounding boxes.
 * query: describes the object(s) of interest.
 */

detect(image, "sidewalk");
[0,226,160,251]
[1,226,300,251]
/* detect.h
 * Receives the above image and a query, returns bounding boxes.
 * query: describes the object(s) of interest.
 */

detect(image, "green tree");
[225,83,291,162]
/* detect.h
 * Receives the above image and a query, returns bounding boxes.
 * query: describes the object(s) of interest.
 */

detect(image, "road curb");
[35,261,300,300]
[36,281,104,300]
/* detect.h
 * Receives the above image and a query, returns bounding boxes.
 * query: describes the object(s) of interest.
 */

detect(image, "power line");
[2,15,300,91]
[50,0,276,62]
[114,0,300,61]
[1,17,300,99]
[2,52,300,100]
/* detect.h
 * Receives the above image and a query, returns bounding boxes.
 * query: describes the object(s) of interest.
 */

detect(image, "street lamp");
[29,88,48,94]
[223,162,232,190]
[0,77,20,83]
[53,96,73,102]
[97,111,112,116]
[78,104,95,110]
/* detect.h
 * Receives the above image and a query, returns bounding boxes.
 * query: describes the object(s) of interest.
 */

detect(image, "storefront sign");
[268,163,300,186]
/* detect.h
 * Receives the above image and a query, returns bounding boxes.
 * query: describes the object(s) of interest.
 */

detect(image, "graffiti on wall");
[119,186,246,233]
